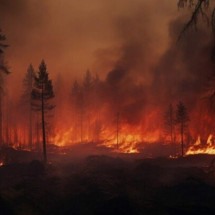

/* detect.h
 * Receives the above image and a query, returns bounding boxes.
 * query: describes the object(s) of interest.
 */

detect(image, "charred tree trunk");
[36,117,40,151]
[80,106,83,143]
[41,84,47,164]
[116,112,120,150]
[29,104,32,150]
[170,117,174,145]
[0,91,2,146]
[181,123,184,157]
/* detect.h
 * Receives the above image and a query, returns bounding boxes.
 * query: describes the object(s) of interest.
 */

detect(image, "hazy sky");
[0,0,178,94]
[1,0,215,141]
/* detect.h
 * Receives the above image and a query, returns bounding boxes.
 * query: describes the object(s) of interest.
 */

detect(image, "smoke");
[1,0,214,146]
[93,2,215,137]
[153,17,212,106]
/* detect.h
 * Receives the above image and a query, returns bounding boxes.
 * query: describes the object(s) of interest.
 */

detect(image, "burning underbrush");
[186,134,215,155]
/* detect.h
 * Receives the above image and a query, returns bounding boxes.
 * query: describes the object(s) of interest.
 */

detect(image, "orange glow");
[51,128,74,146]
[186,134,215,155]
[48,121,162,154]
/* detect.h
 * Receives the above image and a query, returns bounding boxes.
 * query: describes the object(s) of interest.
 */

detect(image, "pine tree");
[32,60,55,163]
[164,104,175,144]
[0,29,9,74]
[22,64,35,149]
[176,102,189,157]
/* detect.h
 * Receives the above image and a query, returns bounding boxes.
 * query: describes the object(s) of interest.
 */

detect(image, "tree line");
[0,28,210,162]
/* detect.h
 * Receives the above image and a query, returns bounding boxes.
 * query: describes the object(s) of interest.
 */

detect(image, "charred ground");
[1,148,215,215]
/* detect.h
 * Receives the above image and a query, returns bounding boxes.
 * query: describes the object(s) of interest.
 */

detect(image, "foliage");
[176,102,190,125]
[31,60,55,111]
[0,29,9,74]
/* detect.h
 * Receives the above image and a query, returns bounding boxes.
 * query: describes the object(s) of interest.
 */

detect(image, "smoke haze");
[0,0,214,148]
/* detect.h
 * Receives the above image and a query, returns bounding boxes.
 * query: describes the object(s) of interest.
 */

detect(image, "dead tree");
[176,101,190,157]
[164,104,176,144]
[178,0,211,40]
[0,29,9,146]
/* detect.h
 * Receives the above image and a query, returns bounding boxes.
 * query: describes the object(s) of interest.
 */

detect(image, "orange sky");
[1,0,215,149]
[0,0,178,99]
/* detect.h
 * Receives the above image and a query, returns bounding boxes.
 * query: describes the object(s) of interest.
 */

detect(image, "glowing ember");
[0,162,4,167]
[169,155,178,159]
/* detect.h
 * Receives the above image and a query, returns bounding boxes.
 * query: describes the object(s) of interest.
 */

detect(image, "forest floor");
[0,145,215,215]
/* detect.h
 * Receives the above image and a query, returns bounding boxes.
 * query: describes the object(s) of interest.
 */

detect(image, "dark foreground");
[1,152,215,215]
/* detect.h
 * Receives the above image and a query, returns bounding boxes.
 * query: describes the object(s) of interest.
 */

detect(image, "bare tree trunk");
[170,115,174,144]
[80,107,83,143]
[36,117,40,151]
[29,104,32,150]
[29,70,33,150]
[41,84,47,164]
[116,112,120,150]
[181,123,184,157]
[0,91,2,146]
[5,95,10,146]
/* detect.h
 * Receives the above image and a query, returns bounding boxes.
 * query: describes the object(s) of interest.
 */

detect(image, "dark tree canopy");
[0,29,9,74]
[32,60,55,111]
[22,64,35,103]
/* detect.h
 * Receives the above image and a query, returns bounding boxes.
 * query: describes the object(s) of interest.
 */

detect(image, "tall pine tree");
[32,60,54,163]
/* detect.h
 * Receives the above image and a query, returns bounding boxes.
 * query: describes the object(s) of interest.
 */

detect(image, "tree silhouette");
[164,104,176,144]
[21,64,35,150]
[0,29,9,74]
[176,101,190,157]
[0,29,9,146]
[31,60,55,163]
[178,0,210,40]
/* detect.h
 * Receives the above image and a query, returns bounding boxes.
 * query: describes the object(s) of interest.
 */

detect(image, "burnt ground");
[1,148,215,214]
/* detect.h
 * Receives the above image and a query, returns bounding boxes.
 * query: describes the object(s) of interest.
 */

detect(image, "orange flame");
[186,134,215,155]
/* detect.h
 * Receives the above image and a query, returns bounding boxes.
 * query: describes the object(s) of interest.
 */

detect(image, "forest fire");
[2,1,215,214]
[186,134,215,155]
[49,121,163,154]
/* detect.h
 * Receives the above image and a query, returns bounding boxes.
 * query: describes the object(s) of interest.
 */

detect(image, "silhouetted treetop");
[0,29,9,74]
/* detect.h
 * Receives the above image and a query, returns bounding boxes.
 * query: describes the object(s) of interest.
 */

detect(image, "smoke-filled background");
[0,0,214,152]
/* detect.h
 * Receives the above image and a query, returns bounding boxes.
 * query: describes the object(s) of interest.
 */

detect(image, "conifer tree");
[164,104,175,144]
[22,64,35,149]
[32,60,54,163]
[176,101,189,157]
